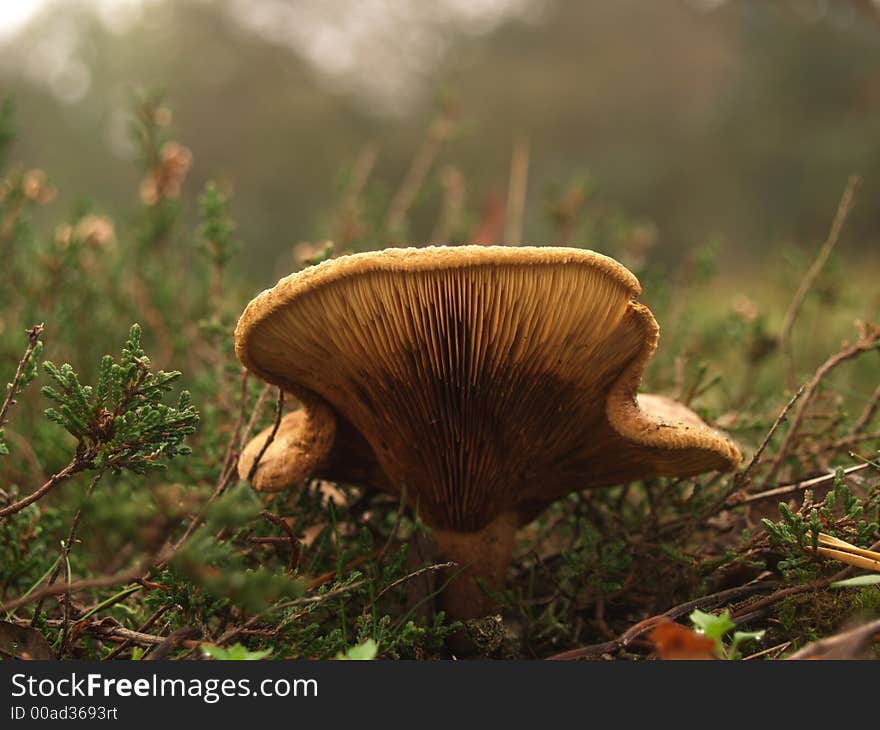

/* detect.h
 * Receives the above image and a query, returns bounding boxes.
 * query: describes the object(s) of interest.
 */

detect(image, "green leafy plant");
[689,609,765,660]
[762,469,880,578]
[41,324,198,473]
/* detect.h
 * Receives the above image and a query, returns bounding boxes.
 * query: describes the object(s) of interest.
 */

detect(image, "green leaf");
[202,644,273,661]
[727,630,765,660]
[336,639,378,660]
[689,608,734,643]
[831,575,880,588]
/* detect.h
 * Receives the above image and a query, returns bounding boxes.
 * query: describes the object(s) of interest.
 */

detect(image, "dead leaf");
[0,621,54,660]
[649,619,718,660]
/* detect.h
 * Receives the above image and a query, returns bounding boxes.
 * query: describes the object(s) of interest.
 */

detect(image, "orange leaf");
[649,619,719,660]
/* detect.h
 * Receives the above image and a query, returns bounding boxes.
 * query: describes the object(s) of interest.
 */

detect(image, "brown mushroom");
[238,395,390,493]
[234,246,741,619]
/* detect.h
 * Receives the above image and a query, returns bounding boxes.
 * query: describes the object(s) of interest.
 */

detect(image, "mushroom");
[238,395,389,493]
[234,245,741,619]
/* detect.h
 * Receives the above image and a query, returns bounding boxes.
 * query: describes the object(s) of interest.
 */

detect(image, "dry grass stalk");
[779,174,861,389]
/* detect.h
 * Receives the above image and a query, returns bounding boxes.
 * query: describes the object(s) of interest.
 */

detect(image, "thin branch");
[260,509,300,574]
[334,142,378,246]
[0,459,84,519]
[546,578,781,660]
[144,626,202,660]
[763,331,880,486]
[31,470,105,626]
[245,388,284,482]
[851,382,880,436]
[811,429,880,458]
[0,567,144,614]
[219,368,250,486]
[504,135,529,245]
[0,323,44,431]
[735,463,869,506]
[13,617,186,649]
[374,561,454,602]
[786,616,880,660]
[103,605,170,660]
[780,174,860,388]
[273,579,367,610]
[737,385,806,490]
[239,382,270,451]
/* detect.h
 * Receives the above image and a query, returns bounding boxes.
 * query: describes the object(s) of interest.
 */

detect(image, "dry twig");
[779,174,860,388]
[245,388,284,482]
[0,459,86,519]
[546,578,780,660]
[0,323,43,432]
[735,463,869,506]
[0,568,145,615]
[504,136,529,245]
[260,509,300,574]
[763,326,880,487]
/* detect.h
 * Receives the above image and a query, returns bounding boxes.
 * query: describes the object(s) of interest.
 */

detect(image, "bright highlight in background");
[0,0,146,39]
[0,0,47,37]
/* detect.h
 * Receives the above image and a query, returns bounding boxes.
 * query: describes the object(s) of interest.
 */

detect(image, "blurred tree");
[1,0,880,281]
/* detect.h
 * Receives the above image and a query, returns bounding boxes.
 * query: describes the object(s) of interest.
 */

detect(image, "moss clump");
[773,587,880,654]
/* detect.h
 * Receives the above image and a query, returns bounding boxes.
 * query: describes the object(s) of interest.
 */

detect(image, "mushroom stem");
[432,511,519,620]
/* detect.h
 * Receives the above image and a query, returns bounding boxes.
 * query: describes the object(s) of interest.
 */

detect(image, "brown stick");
[779,174,860,388]
[735,463,869,506]
[103,605,170,659]
[733,384,806,495]
[763,332,880,487]
[33,470,105,631]
[851,382,880,436]
[0,459,84,519]
[0,324,44,431]
[0,567,144,614]
[786,616,880,660]
[260,509,300,574]
[239,382,270,451]
[546,578,780,660]
[13,617,188,649]
[504,136,529,245]
[245,388,284,482]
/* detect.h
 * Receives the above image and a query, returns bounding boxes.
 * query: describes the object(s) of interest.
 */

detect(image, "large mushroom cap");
[235,245,740,533]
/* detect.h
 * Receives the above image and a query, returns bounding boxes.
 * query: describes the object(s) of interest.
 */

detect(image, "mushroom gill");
[235,246,741,619]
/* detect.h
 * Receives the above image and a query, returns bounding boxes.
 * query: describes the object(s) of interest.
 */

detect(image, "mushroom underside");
[235,247,741,619]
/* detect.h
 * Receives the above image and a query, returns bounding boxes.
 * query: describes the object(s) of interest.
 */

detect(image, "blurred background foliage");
[2,0,880,280]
